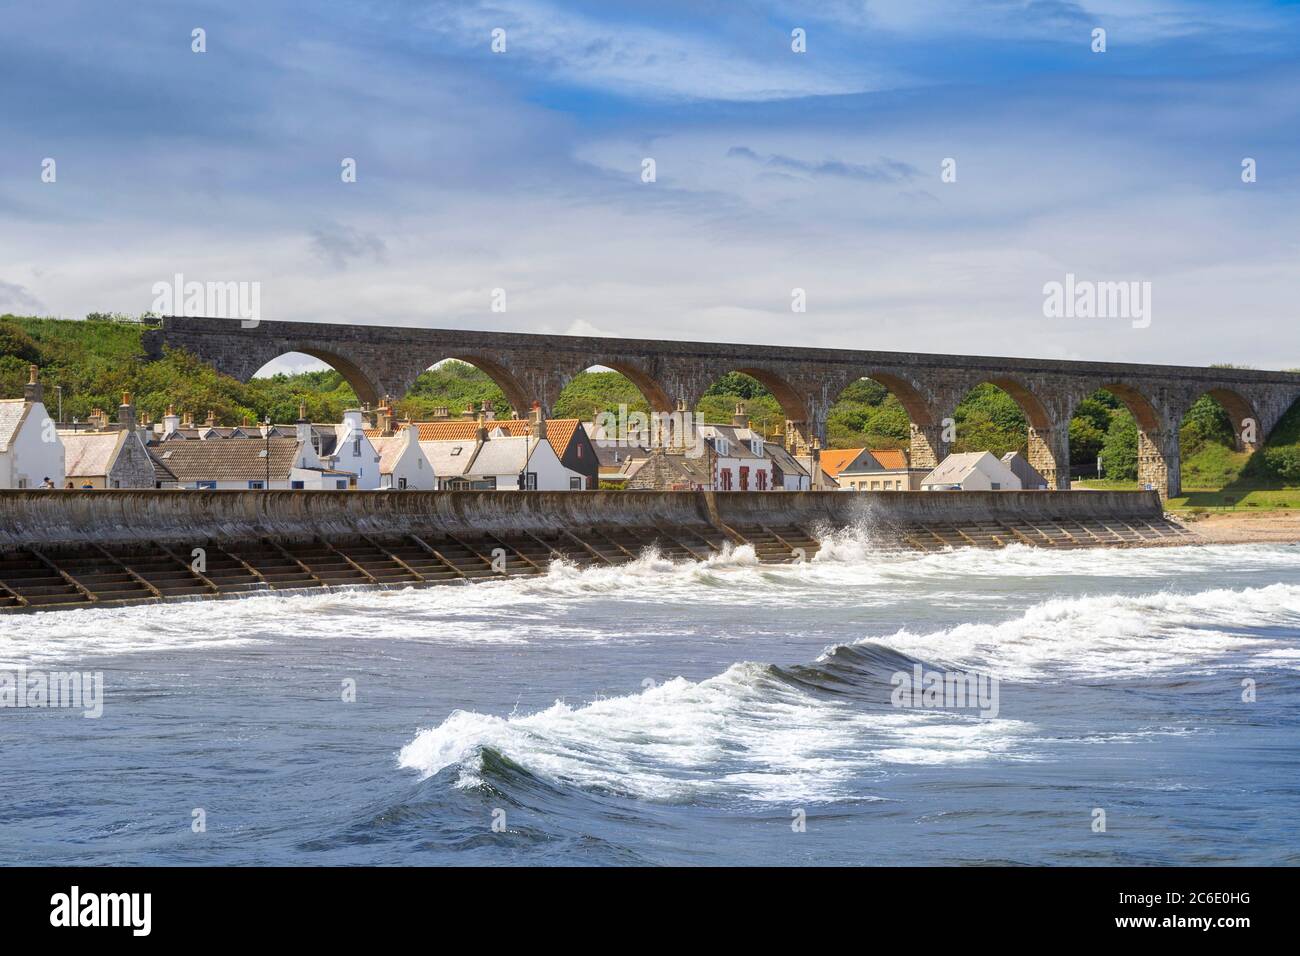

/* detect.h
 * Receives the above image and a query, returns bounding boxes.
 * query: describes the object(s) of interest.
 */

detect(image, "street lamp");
[260,416,271,489]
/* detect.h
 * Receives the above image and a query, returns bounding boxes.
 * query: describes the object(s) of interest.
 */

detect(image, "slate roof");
[370,432,418,474]
[466,435,535,475]
[150,437,306,481]
[61,432,125,477]
[419,439,475,479]
[0,400,32,453]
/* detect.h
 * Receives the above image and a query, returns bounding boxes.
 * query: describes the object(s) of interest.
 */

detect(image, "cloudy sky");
[2,0,1298,371]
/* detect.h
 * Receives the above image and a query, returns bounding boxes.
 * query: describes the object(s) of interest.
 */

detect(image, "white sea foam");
[398,661,1031,803]
[3,539,1298,669]
[857,581,1300,681]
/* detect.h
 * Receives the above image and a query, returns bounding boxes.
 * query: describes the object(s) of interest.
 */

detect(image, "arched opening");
[398,359,515,424]
[246,351,362,424]
[697,372,787,436]
[1175,389,1258,499]
[695,368,812,458]
[1071,384,1170,495]
[951,379,1060,488]
[553,364,669,421]
[822,374,936,489]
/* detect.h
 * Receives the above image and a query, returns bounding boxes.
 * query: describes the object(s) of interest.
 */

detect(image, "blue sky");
[2,0,1298,369]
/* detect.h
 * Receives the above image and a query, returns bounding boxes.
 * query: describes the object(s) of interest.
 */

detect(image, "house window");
[196,481,217,490]
[16,478,27,489]
[111,480,121,489]
[569,476,582,490]
[352,437,361,456]
[739,466,749,491]
[291,480,305,489]
[525,472,538,490]
[336,479,348,489]
[398,477,407,489]
[715,438,730,456]
[991,482,1000,490]
[756,470,768,491]
[248,480,265,490]
[576,444,583,458]
[719,468,732,491]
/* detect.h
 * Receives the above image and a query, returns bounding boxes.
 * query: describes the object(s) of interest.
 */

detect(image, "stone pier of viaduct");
[148,316,1300,499]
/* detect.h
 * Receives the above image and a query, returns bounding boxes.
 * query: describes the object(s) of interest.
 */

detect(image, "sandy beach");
[1172,510,1300,546]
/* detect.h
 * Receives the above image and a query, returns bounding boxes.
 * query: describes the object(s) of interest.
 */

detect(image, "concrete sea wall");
[0,489,1163,550]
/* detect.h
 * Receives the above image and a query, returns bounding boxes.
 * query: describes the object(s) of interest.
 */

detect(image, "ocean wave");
[856,581,1300,681]
[398,653,1033,805]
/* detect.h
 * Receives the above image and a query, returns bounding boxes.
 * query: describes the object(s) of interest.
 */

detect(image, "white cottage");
[371,425,435,490]
[0,366,64,489]
[921,451,1023,491]
[423,426,584,491]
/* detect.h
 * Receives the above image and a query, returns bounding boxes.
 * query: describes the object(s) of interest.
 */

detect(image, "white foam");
[854,581,1300,681]
[398,661,1033,803]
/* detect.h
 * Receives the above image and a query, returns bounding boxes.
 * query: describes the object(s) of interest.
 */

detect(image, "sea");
[2,533,1298,866]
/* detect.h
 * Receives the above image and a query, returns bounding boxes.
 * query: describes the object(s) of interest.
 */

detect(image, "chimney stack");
[296,403,312,446]
[481,400,495,422]
[163,404,180,437]
[118,391,136,430]
[432,405,449,420]
[376,400,393,436]
[462,402,476,421]
[204,409,216,427]
[24,365,43,404]
[530,401,547,440]
[475,409,488,443]
[732,402,749,429]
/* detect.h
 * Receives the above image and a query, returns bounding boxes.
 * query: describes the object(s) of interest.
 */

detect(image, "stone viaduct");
[148,316,1300,498]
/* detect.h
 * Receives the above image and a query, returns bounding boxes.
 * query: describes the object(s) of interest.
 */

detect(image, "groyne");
[0,489,1186,612]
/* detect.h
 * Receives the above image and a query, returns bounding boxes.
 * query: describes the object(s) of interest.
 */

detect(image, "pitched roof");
[922,451,1019,487]
[150,437,306,482]
[61,431,125,477]
[818,448,864,478]
[465,435,534,476]
[0,399,33,453]
[1001,451,1047,488]
[389,418,583,448]
[868,448,910,471]
[764,441,810,478]
[418,439,475,479]
[370,432,421,474]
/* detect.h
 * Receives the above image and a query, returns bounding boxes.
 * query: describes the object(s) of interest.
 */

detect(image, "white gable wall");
[0,401,65,489]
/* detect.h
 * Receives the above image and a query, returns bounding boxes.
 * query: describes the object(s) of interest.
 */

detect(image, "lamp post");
[260,416,271,489]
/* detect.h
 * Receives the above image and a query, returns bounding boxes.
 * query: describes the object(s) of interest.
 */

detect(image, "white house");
[371,425,436,490]
[323,409,382,490]
[921,451,1023,491]
[422,427,584,490]
[0,366,64,489]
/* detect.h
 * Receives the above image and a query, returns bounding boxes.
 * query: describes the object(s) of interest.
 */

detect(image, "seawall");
[0,490,1186,613]
[0,489,1162,550]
